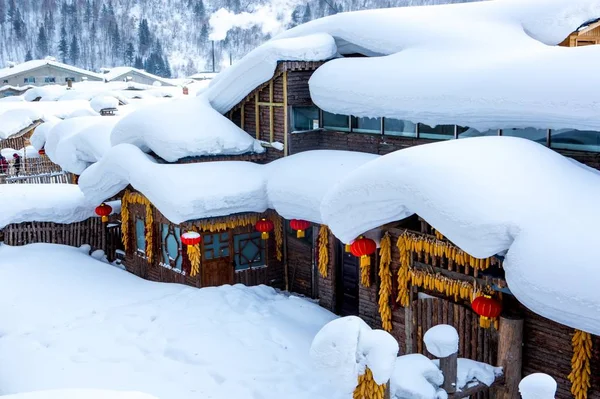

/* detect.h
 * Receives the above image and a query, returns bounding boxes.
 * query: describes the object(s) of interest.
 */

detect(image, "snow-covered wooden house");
[77,1,600,398]
[560,18,600,47]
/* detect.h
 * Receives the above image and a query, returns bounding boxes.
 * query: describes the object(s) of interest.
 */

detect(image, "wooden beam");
[254,93,259,140]
[241,103,245,130]
[283,71,289,156]
[256,102,285,107]
[496,316,523,399]
[412,261,508,293]
[269,81,274,142]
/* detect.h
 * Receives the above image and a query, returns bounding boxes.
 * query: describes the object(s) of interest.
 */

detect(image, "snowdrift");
[320,136,600,335]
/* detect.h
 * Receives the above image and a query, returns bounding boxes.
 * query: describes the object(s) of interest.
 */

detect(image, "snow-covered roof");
[79,145,376,225]
[189,72,218,80]
[320,136,600,336]
[0,107,43,139]
[102,67,176,87]
[203,0,600,131]
[110,96,265,162]
[0,84,33,92]
[0,59,103,81]
[0,184,99,230]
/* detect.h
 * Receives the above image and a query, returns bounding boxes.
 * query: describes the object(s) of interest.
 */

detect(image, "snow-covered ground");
[0,244,338,399]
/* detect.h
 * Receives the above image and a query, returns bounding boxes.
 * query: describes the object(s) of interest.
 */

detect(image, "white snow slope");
[0,244,337,399]
[321,136,600,335]
[0,184,99,230]
[1,390,158,399]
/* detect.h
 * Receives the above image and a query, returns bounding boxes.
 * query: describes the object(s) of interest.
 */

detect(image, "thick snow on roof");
[321,136,600,335]
[0,107,42,139]
[1,390,158,399]
[205,0,600,131]
[30,119,60,150]
[102,67,176,87]
[110,96,264,162]
[45,116,120,174]
[79,146,376,225]
[266,150,378,223]
[0,59,102,80]
[205,33,336,114]
[79,144,267,224]
[0,184,98,229]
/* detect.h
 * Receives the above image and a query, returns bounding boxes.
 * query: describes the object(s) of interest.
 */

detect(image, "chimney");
[67,79,73,89]
[183,86,189,95]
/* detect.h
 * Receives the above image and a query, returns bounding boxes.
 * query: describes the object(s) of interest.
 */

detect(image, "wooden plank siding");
[1,217,121,261]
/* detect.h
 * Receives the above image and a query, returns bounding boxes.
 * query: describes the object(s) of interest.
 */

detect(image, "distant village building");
[0,85,33,99]
[101,67,176,87]
[0,59,103,88]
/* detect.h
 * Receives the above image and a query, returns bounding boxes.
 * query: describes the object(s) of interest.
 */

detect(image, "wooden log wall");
[286,233,314,298]
[1,218,120,260]
[316,229,337,312]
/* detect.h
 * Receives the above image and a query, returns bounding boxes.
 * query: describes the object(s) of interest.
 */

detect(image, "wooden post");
[496,316,523,399]
[440,351,458,393]
[384,380,391,399]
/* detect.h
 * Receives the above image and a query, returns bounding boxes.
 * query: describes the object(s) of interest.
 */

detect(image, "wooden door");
[201,232,234,287]
[336,242,359,316]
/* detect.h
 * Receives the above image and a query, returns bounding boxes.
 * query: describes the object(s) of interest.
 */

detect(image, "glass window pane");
[234,232,265,270]
[323,111,350,132]
[550,129,600,152]
[502,128,547,145]
[384,118,416,137]
[174,227,182,269]
[203,232,230,259]
[135,218,145,252]
[354,116,381,134]
[292,107,320,131]
[418,123,455,140]
[161,224,169,264]
[458,126,499,138]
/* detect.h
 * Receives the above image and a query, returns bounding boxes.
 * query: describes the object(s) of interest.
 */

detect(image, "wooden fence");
[0,156,71,184]
[1,218,124,261]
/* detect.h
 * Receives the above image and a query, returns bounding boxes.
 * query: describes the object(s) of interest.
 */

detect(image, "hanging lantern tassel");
[360,254,370,267]
[297,229,305,238]
[479,316,492,329]
[345,243,351,253]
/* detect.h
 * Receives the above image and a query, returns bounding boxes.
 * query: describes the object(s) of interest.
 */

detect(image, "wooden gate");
[410,297,498,398]
[336,242,360,316]
[201,232,234,287]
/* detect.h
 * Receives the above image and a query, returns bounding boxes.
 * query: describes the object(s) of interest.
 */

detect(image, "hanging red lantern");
[350,237,377,267]
[471,295,502,328]
[255,218,274,240]
[290,219,311,238]
[181,231,201,246]
[38,148,45,156]
[95,203,112,223]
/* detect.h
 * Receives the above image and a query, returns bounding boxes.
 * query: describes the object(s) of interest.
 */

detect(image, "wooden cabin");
[113,58,600,398]
[560,19,600,47]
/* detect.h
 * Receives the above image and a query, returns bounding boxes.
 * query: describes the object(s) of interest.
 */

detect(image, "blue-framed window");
[24,77,35,83]
[502,128,547,145]
[44,77,56,83]
[65,77,75,82]
[323,111,350,132]
[203,232,230,260]
[550,129,600,152]
[2,79,7,84]
[135,218,145,253]
[233,232,265,271]
[292,106,320,131]
[384,118,417,137]
[353,116,381,134]
[418,123,455,140]
[161,223,182,270]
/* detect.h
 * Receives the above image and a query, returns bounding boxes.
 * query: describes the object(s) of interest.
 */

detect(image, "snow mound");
[310,316,398,394]
[321,136,600,335]
[432,358,502,389]
[46,116,119,174]
[266,150,378,223]
[23,85,67,102]
[90,96,119,113]
[0,184,98,230]
[0,244,337,399]
[519,373,557,399]
[110,95,264,162]
[423,325,459,358]
[205,33,336,114]
[0,390,158,399]
[244,0,600,131]
[391,354,443,399]
[79,144,267,224]
[65,107,100,119]
[30,119,61,151]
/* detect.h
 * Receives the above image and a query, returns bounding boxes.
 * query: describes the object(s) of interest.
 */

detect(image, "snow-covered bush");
[519,373,557,399]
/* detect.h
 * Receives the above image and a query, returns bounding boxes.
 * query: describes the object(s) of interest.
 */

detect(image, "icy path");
[0,244,337,399]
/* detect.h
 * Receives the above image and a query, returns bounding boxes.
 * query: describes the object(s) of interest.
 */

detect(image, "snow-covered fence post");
[497,316,524,399]
[310,316,398,399]
[519,373,557,399]
[424,325,459,394]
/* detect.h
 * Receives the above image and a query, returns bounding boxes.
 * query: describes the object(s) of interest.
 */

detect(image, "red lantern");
[95,203,112,223]
[38,148,45,156]
[181,231,201,246]
[471,295,502,328]
[290,219,311,238]
[350,237,377,267]
[255,218,274,240]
